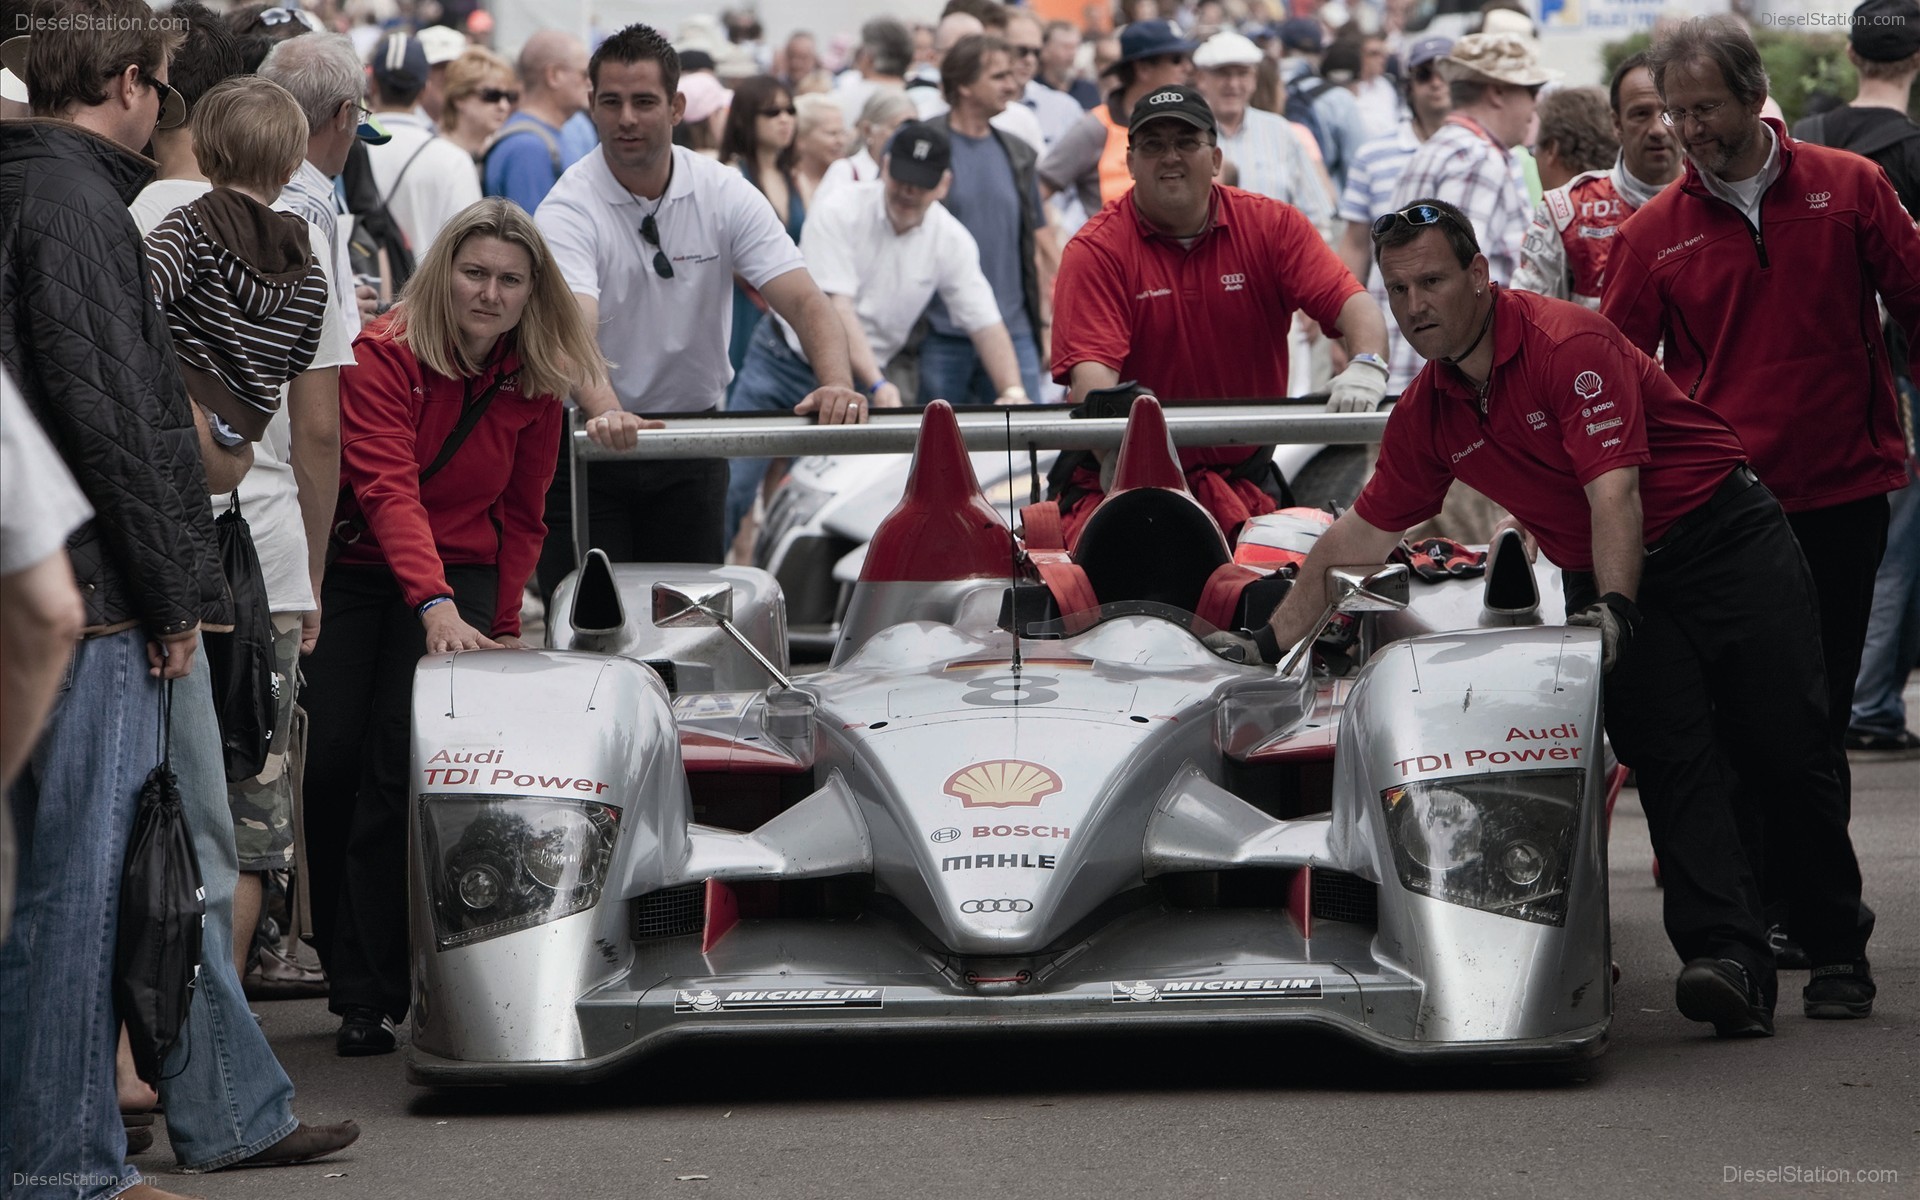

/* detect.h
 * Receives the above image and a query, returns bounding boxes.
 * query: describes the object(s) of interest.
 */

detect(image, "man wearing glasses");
[1048,85,1388,544]
[1218,197,1878,1042]
[1601,16,1920,987]
[534,23,860,587]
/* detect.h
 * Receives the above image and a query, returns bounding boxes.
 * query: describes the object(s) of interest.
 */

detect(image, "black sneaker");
[1675,958,1775,1038]
[1804,961,1875,1019]
[1766,923,1811,970]
[1842,727,1920,758]
[335,1006,397,1056]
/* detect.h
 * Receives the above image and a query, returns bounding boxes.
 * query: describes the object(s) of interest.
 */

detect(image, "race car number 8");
[961,675,1059,707]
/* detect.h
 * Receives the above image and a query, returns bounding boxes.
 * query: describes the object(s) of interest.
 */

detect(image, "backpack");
[1285,74,1340,163]
[202,496,277,781]
[341,140,417,296]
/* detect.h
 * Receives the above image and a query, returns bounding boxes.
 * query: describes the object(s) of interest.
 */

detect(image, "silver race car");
[406,399,1614,1085]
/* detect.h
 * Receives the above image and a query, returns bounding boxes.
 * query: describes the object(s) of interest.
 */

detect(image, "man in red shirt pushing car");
[1047,84,1390,544]
[1209,198,1877,1039]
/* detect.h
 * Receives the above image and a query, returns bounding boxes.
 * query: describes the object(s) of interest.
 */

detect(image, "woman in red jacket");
[301,197,606,1056]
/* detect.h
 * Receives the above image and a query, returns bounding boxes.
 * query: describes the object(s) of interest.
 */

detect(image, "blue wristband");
[866,379,887,396]
[418,595,453,617]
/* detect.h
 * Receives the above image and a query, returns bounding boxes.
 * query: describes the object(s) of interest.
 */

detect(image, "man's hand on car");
[1326,356,1389,413]
[1568,592,1640,673]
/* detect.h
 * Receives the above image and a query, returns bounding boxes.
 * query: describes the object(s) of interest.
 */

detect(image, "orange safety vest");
[1094,104,1132,207]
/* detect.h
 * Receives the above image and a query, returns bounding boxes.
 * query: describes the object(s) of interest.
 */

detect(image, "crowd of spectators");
[1,0,1917,1194]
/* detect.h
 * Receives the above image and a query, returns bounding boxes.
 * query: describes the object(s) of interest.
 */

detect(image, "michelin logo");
[1586,417,1624,436]
[675,987,885,1013]
[1110,978,1323,1002]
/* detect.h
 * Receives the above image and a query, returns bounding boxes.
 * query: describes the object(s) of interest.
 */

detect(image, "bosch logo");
[931,827,962,843]
[959,899,1033,913]
[1573,371,1603,401]
[1148,91,1181,105]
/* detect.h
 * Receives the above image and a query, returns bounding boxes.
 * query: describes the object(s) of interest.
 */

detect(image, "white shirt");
[1024,78,1085,149]
[130,179,356,612]
[365,111,482,262]
[777,180,1001,367]
[1353,76,1403,144]
[816,148,879,208]
[1697,123,1781,227]
[537,144,808,412]
[0,369,92,576]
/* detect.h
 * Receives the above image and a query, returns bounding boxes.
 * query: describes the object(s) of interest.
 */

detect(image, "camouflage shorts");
[229,613,302,871]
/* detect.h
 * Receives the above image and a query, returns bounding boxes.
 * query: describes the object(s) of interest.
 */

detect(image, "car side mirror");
[1328,563,1410,613]
[652,580,792,689]
[652,581,735,628]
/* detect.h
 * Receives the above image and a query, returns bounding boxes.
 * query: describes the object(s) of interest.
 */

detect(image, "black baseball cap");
[1851,0,1920,62]
[1128,85,1217,136]
[885,121,951,188]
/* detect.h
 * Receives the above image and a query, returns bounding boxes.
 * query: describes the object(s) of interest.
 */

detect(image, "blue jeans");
[161,653,298,1171]
[915,326,1043,406]
[725,317,821,546]
[1850,376,1920,737]
[0,628,154,1200]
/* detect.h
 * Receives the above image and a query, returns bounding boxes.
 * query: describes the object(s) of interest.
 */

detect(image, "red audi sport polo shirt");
[1355,287,1747,571]
[1600,120,1920,514]
[1050,184,1364,467]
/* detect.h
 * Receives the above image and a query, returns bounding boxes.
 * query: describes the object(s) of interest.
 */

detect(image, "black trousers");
[300,562,496,1020]
[1751,496,1890,924]
[535,437,727,602]
[1568,477,1872,1001]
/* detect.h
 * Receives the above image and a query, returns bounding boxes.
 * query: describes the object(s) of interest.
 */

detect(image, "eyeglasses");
[1411,64,1441,84]
[639,212,673,279]
[479,88,520,105]
[760,105,797,117]
[1010,45,1041,60]
[128,69,181,126]
[1131,133,1212,157]
[1370,203,1465,241]
[257,6,325,32]
[1659,99,1727,128]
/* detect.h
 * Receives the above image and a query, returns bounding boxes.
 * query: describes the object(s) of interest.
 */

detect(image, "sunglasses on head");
[1370,203,1464,242]
[760,104,797,117]
[257,6,324,32]
[479,87,520,104]
[638,213,673,280]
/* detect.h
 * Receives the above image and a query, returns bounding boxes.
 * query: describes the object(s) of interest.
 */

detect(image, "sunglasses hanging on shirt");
[639,212,673,279]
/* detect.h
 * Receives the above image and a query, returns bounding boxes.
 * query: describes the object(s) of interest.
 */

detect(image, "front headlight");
[419,793,622,949]
[1380,770,1582,926]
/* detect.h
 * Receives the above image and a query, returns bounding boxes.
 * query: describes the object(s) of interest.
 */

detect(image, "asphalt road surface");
[146,715,1918,1200]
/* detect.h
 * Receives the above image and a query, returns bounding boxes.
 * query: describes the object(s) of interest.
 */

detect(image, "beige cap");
[1437,32,1561,88]
[416,25,468,66]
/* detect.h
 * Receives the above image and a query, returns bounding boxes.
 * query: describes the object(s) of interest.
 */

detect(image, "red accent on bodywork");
[1604,762,1628,833]
[701,879,739,953]
[1107,396,1189,494]
[860,400,1012,582]
[1287,866,1312,938]
[678,730,810,774]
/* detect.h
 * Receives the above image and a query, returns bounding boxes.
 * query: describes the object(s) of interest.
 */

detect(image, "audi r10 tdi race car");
[406,398,1614,1085]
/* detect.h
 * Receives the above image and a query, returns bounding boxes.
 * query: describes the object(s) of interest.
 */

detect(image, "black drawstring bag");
[115,682,206,1085]
[204,495,276,781]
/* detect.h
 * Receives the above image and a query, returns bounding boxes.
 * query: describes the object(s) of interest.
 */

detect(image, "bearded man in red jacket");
[1600,16,1920,992]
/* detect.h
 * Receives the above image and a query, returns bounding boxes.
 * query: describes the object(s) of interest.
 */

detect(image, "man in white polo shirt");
[723,121,1024,545]
[535,23,861,591]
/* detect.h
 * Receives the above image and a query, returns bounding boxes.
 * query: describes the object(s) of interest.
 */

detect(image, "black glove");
[1568,591,1640,673]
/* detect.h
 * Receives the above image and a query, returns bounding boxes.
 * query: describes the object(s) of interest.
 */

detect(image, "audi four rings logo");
[1807,191,1831,208]
[1148,91,1181,104]
[960,899,1033,913]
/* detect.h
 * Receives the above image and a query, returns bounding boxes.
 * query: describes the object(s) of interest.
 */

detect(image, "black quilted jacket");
[0,120,226,635]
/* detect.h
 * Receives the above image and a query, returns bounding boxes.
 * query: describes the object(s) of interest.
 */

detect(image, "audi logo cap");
[1128,85,1217,136]
[883,120,952,189]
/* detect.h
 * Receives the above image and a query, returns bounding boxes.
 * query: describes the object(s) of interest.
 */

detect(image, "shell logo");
[944,760,1063,808]
[1572,371,1603,402]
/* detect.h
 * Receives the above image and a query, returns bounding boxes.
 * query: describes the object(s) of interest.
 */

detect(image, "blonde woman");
[792,92,848,207]
[440,46,520,167]
[302,198,607,1056]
